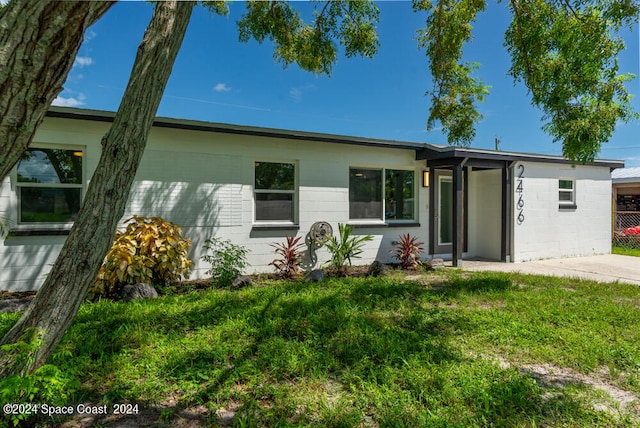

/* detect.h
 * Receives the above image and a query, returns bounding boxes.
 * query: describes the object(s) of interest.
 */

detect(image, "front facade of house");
[0,107,622,291]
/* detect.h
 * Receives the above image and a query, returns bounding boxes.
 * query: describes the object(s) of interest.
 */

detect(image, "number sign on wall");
[516,164,524,225]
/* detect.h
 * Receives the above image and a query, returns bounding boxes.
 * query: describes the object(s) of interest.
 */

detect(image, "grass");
[1,270,639,427]
[613,245,640,257]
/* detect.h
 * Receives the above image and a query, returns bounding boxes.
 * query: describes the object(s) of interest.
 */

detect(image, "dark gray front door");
[434,170,452,254]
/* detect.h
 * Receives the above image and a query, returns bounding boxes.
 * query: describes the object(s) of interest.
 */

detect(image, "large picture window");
[254,161,296,222]
[349,168,382,219]
[350,167,415,221]
[385,169,415,220]
[16,148,84,224]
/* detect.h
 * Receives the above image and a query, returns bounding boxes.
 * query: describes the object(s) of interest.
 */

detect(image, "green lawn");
[613,245,640,257]
[1,270,639,427]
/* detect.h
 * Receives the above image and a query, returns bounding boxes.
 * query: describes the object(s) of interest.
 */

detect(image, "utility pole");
[495,136,501,151]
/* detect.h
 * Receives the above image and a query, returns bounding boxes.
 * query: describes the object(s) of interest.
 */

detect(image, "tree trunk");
[0,0,114,181]
[0,0,195,376]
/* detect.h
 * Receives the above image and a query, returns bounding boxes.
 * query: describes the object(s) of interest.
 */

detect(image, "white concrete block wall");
[467,169,502,261]
[1,115,428,290]
[512,162,612,262]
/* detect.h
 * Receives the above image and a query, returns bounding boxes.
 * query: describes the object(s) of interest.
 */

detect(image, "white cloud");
[289,88,302,102]
[52,93,86,107]
[214,83,231,92]
[288,84,316,102]
[85,30,97,42]
[73,56,93,68]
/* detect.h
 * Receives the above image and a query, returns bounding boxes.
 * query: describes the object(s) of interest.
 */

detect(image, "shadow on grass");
[13,273,620,427]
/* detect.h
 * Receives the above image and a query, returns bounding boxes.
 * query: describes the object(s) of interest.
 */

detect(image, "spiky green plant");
[324,223,373,275]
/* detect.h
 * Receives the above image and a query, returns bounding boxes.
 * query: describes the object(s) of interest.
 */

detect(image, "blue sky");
[54,1,640,167]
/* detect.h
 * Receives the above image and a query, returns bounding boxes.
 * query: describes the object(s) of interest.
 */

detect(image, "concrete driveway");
[462,254,640,285]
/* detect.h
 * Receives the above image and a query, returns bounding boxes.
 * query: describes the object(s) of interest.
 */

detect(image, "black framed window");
[385,169,415,220]
[254,161,296,222]
[16,148,83,223]
[349,167,415,221]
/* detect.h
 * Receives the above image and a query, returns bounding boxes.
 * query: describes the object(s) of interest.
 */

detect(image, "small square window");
[558,179,575,206]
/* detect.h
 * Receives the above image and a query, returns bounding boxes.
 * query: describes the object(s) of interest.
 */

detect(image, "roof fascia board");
[418,145,623,169]
[46,107,624,169]
[46,106,425,152]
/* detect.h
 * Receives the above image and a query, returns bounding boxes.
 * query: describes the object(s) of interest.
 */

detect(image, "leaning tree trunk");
[0,0,195,376]
[0,0,114,181]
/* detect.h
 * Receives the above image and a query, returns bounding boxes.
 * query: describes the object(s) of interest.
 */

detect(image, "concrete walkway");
[461,254,640,285]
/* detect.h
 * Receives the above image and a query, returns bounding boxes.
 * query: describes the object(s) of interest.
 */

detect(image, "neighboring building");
[612,167,640,245]
[0,107,624,291]
[612,167,640,212]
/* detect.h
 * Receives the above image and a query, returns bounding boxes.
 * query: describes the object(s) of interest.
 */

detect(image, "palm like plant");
[325,223,373,275]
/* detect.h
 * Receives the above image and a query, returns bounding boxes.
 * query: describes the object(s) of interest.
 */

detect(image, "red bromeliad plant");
[270,236,306,278]
[392,233,424,269]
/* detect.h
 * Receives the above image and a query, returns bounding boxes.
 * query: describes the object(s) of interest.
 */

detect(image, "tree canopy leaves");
[506,0,639,162]
[416,0,490,146]
[415,0,639,162]
[237,0,380,75]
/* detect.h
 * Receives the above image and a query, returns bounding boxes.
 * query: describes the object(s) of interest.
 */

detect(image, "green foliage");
[416,0,490,146]
[505,0,639,163]
[0,213,12,240]
[0,329,74,427]
[415,0,639,161]
[391,233,424,269]
[91,216,193,299]
[237,0,380,75]
[200,0,229,17]
[201,238,250,287]
[270,235,306,278]
[324,223,373,274]
[13,272,640,426]
[612,245,640,257]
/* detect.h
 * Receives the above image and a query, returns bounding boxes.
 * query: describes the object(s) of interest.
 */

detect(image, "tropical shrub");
[391,233,424,269]
[201,238,250,287]
[91,215,192,299]
[270,236,306,278]
[324,223,373,274]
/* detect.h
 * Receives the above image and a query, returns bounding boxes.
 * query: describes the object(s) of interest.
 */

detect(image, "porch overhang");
[419,144,623,268]
[415,144,624,170]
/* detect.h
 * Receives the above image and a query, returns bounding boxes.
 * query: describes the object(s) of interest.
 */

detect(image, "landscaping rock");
[231,275,252,289]
[0,298,31,313]
[121,283,158,301]
[424,258,445,271]
[305,269,325,283]
[367,260,388,277]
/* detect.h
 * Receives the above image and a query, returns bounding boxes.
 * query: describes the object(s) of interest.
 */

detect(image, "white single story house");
[0,107,623,291]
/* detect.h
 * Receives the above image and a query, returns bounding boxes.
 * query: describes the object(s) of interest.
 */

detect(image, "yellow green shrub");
[90,215,192,299]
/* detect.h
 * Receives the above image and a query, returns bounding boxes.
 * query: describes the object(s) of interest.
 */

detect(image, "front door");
[434,171,452,254]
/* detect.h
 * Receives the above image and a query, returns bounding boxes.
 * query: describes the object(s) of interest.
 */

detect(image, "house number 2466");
[516,165,524,225]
